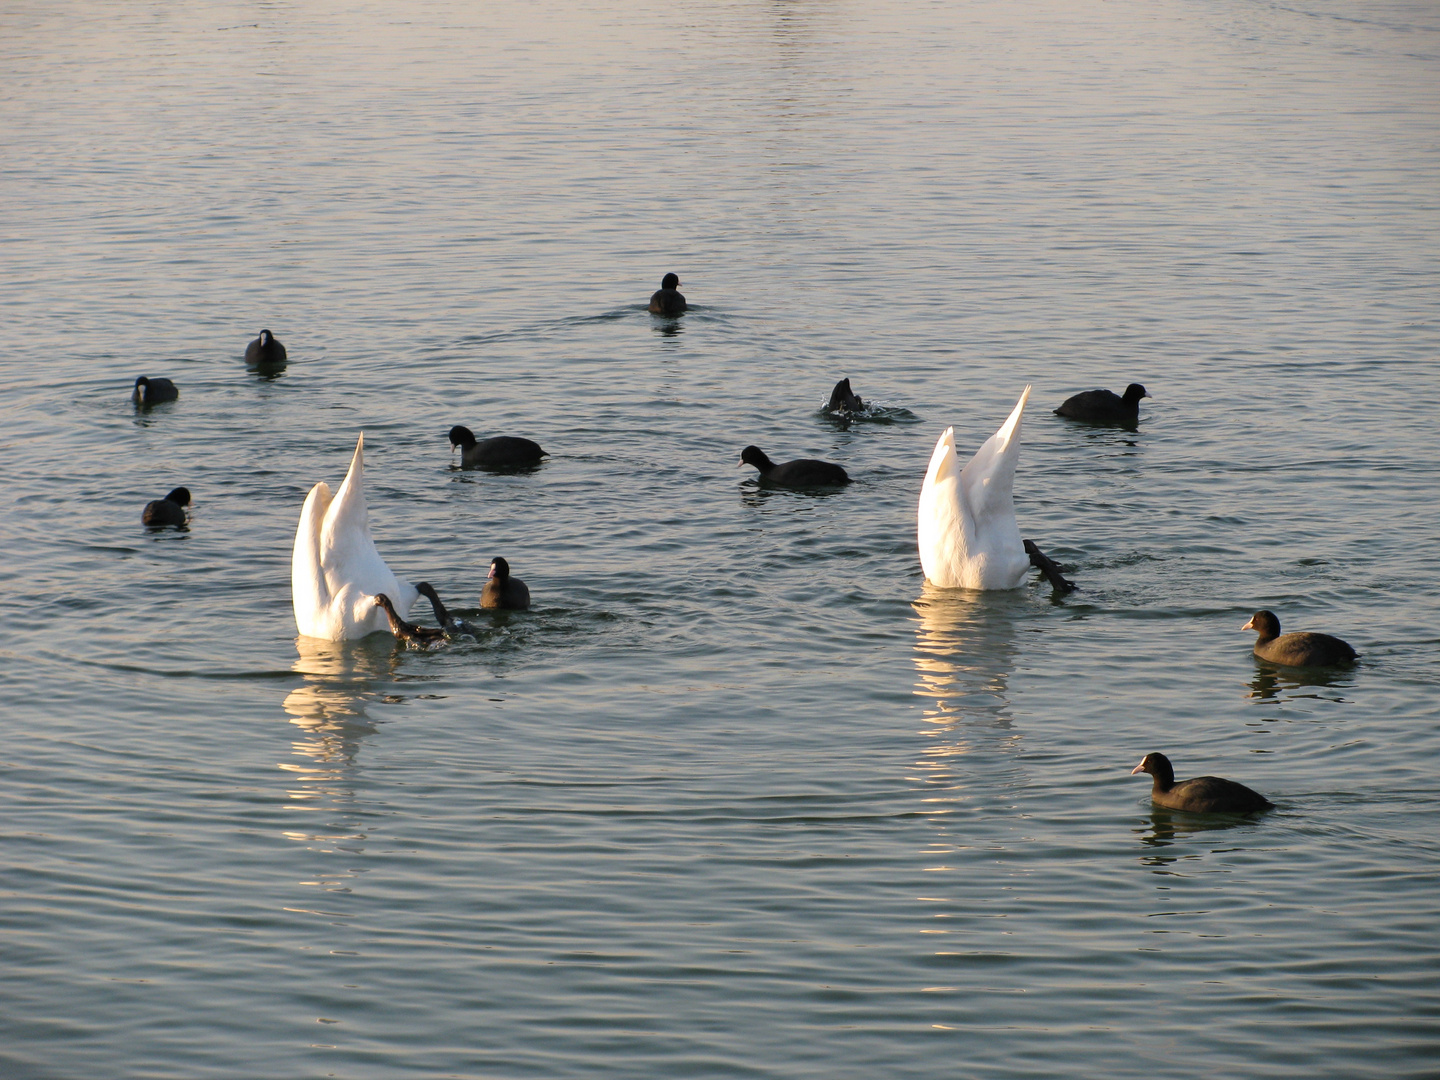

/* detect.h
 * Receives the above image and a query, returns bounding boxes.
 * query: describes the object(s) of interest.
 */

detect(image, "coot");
[142,487,191,527]
[133,376,179,407]
[827,378,865,415]
[739,445,850,488]
[1054,383,1150,425]
[448,425,547,469]
[245,329,287,367]
[648,273,687,316]
[1243,610,1357,667]
[481,557,530,610]
[1131,752,1273,814]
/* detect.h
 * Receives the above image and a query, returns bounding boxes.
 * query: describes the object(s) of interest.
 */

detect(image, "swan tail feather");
[292,481,334,637]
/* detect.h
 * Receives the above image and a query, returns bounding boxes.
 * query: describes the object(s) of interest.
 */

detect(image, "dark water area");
[2,2,1438,1077]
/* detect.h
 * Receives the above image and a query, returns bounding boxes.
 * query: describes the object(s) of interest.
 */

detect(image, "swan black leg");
[1024,539,1076,594]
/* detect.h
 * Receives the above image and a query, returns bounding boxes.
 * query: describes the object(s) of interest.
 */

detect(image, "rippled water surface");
[3,1,1439,1077]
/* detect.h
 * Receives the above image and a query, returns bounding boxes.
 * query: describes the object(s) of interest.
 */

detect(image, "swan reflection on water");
[911,584,1024,726]
[910,584,1026,803]
[280,636,398,810]
[277,636,400,880]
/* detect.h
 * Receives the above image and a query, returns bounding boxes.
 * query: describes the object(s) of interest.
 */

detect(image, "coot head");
[661,273,681,289]
[489,557,510,581]
[739,445,774,471]
[164,487,192,507]
[1122,383,1151,405]
[448,425,477,450]
[1242,610,1281,639]
[1130,752,1175,786]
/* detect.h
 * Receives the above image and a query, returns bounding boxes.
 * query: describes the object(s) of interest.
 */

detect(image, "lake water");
[3,1,1439,1076]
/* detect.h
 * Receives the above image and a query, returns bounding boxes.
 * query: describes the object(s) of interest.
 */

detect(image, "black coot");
[648,273,687,316]
[244,329,287,367]
[826,378,865,415]
[739,445,850,488]
[141,487,191,527]
[448,425,547,469]
[133,376,179,407]
[1131,752,1273,814]
[1055,383,1150,425]
[1243,610,1357,667]
[481,557,530,610]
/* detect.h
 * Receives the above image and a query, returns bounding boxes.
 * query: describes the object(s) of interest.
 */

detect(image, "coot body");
[245,329,287,367]
[1243,610,1357,667]
[648,273,687,316]
[1055,383,1150,425]
[133,376,179,407]
[448,425,547,469]
[739,445,850,488]
[481,557,530,610]
[827,378,865,415]
[1131,752,1273,814]
[142,487,191,527]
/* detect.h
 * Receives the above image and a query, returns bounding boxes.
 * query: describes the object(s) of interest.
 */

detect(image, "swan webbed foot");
[1024,539,1076,594]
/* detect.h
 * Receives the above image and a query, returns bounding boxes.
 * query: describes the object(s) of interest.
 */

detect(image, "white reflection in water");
[279,636,398,849]
[910,584,1026,800]
[912,584,1023,724]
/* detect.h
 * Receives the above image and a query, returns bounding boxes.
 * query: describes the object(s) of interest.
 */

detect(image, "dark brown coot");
[1054,383,1150,425]
[648,273,687,316]
[448,425,547,469]
[739,445,850,488]
[1131,752,1273,814]
[827,378,865,415]
[141,487,191,527]
[244,329,287,367]
[415,582,480,637]
[481,557,530,610]
[1243,610,1357,667]
[374,593,446,645]
[133,376,179,407]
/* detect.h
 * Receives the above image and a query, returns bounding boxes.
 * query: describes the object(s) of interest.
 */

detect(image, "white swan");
[918,385,1032,590]
[292,433,418,640]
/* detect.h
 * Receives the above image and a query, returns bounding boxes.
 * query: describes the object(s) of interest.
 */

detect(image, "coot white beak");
[1241,616,1256,630]
[1130,761,1147,775]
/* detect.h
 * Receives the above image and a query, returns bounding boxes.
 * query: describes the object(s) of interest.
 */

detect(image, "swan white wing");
[292,481,334,638]
[918,427,977,588]
[292,433,419,641]
[958,384,1030,524]
[957,385,1030,588]
[917,386,1032,590]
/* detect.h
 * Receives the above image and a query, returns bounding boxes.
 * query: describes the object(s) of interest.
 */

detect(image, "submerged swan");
[292,433,418,640]
[918,385,1032,590]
